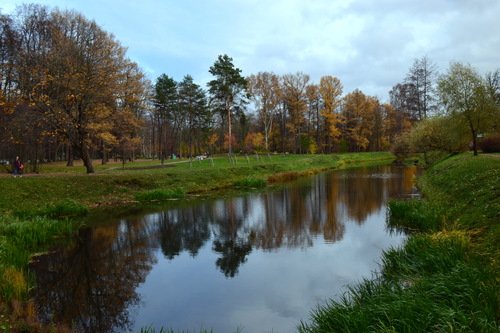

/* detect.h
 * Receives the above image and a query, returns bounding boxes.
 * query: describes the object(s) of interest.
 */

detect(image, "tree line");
[1,5,498,173]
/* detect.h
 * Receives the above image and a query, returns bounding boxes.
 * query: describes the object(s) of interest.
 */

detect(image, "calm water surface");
[30,165,418,333]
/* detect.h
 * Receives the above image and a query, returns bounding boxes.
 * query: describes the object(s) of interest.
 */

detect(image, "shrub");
[390,133,411,160]
[479,134,500,153]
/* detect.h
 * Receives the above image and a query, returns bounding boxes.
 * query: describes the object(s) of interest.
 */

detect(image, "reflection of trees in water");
[29,166,418,332]
[252,174,345,249]
[211,200,253,277]
[335,166,417,224]
[339,168,386,224]
[154,168,415,261]
[156,206,211,259]
[30,218,157,333]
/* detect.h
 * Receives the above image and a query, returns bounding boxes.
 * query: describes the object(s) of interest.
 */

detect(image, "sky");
[2,0,499,102]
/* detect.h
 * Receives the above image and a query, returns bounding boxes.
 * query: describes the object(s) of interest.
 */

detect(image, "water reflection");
[30,220,157,332]
[29,165,418,333]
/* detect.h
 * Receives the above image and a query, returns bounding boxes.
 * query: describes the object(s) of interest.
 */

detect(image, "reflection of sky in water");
[30,165,416,333]
[131,205,405,333]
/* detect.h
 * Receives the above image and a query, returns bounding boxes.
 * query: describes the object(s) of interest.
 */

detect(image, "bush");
[479,134,500,153]
[390,133,411,160]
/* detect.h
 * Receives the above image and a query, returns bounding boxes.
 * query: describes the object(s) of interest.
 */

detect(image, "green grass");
[0,152,394,217]
[135,188,186,202]
[233,177,267,189]
[387,199,444,232]
[0,215,77,299]
[300,152,499,333]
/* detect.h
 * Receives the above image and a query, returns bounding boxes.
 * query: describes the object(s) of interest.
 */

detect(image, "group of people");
[12,156,23,177]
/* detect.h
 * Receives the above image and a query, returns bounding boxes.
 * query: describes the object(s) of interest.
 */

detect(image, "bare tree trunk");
[81,144,95,173]
[66,144,74,166]
[228,103,232,155]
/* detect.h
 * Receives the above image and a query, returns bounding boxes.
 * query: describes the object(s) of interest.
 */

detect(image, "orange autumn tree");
[9,5,147,173]
[342,90,378,151]
[319,75,343,152]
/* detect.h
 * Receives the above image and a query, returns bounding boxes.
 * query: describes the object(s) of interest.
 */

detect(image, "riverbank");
[0,152,394,332]
[299,153,499,332]
[0,152,394,216]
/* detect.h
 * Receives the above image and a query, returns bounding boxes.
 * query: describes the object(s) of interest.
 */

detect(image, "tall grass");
[135,188,186,202]
[0,215,77,300]
[300,153,499,333]
[300,262,497,333]
[233,177,266,189]
[387,199,444,232]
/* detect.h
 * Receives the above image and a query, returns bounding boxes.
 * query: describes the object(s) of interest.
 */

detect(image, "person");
[12,156,23,177]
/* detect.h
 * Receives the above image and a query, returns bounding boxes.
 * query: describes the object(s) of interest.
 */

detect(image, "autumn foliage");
[6,5,489,172]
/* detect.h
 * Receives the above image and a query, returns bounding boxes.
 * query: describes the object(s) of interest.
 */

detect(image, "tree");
[7,6,147,173]
[389,83,419,122]
[208,54,248,155]
[405,56,438,120]
[243,132,264,153]
[305,83,321,150]
[342,90,378,151]
[247,72,280,151]
[438,63,496,155]
[282,72,309,153]
[485,70,500,133]
[154,74,177,161]
[319,75,343,152]
[177,75,210,157]
[111,61,147,163]
[383,103,412,149]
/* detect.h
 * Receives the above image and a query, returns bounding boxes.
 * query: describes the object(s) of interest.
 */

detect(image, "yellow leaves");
[343,90,380,151]
[98,132,118,146]
[208,133,219,146]
[319,75,343,111]
[322,111,343,140]
[244,132,264,151]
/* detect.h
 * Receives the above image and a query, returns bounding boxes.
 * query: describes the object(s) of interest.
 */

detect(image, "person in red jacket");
[12,156,23,177]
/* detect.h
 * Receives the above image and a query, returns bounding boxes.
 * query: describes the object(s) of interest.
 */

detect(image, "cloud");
[3,0,499,101]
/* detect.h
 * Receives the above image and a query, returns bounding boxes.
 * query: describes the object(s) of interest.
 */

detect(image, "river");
[29,164,418,333]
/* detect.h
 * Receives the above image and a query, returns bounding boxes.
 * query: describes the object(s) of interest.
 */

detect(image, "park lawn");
[0,152,394,216]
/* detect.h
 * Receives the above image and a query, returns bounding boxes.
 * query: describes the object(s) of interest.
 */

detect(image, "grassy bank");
[0,152,394,216]
[299,153,499,333]
[0,152,394,332]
